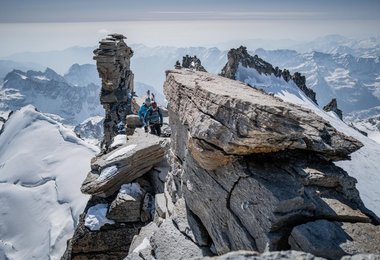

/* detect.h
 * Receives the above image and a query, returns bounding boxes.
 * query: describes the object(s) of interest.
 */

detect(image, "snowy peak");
[64,63,100,87]
[1,67,102,124]
[220,46,317,104]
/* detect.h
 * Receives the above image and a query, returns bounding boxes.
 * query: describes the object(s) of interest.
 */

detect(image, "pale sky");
[0,0,379,56]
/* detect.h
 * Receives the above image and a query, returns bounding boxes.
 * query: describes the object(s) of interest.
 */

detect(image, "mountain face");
[221,46,318,104]
[64,63,100,87]
[0,67,103,124]
[0,60,45,81]
[0,105,98,260]
[254,48,380,113]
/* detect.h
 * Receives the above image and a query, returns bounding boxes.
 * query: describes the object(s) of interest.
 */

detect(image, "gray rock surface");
[150,219,211,259]
[163,69,376,256]
[107,183,145,222]
[289,220,380,259]
[81,132,167,197]
[128,222,159,255]
[125,115,143,135]
[196,250,325,260]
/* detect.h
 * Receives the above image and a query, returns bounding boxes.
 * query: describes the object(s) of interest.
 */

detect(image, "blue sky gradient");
[1,0,380,22]
[0,0,379,56]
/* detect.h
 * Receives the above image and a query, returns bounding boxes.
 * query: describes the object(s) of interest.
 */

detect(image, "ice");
[110,134,127,148]
[106,144,137,161]
[84,204,115,231]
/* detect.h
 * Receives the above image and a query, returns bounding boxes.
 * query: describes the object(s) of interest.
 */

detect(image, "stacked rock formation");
[175,55,207,72]
[220,46,318,104]
[324,98,343,120]
[62,35,169,260]
[161,69,380,259]
[94,33,135,151]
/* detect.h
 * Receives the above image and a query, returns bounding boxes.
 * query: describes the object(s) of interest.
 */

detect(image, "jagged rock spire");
[323,98,343,120]
[93,33,134,151]
[220,46,318,104]
[175,55,207,72]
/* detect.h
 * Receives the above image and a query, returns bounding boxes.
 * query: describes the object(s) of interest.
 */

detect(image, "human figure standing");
[144,101,163,136]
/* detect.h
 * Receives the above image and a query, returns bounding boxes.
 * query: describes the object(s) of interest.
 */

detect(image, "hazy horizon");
[1,0,380,57]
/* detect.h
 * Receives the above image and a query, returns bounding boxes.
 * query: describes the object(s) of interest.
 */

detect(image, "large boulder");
[163,69,377,256]
[81,132,168,197]
[164,69,361,160]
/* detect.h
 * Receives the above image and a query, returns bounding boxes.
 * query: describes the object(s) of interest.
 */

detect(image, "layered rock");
[324,98,343,120]
[220,46,318,104]
[162,69,379,258]
[94,34,134,151]
[81,131,168,197]
[175,55,207,72]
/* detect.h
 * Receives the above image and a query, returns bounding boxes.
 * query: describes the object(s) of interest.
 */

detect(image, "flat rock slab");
[164,69,362,160]
[81,132,168,197]
[289,220,380,259]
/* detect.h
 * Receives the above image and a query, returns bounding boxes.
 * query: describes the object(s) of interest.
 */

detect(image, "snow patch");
[33,75,50,81]
[84,204,115,231]
[98,165,118,182]
[120,183,143,199]
[111,134,127,148]
[106,144,137,161]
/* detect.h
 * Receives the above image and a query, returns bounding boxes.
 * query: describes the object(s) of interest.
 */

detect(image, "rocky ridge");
[175,55,208,72]
[220,46,318,104]
[161,69,380,258]
[63,37,380,260]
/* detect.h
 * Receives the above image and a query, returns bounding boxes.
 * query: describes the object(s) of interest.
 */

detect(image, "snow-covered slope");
[0,67,103,124]
[0,105,99,260]
[254,49,380,113]
[236,65,380,217]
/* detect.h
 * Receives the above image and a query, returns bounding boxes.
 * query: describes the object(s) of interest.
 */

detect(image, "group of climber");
[136,91,163,136]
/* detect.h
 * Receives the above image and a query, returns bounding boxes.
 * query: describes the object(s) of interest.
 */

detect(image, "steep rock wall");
[163,69,379,257]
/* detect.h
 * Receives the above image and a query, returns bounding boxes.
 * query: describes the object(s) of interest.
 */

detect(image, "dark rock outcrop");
[94,34,134,151]
[162,69,378,258]
[220,46,318,104]
[324,98,343,120]
[175,55,207,72]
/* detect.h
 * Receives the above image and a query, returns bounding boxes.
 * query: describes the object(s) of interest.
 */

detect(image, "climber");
[138,98,151,132]
[144,101,163,136]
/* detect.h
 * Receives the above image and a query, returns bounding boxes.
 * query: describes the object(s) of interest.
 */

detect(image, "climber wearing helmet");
[138,98,151,132]
[144,101,163,136]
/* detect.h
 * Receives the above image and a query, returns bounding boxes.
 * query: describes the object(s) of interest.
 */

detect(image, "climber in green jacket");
[144,101,163,136]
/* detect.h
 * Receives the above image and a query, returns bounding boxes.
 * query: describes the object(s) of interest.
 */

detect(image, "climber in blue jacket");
[138,98,151,132]
[144,101,163,136]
